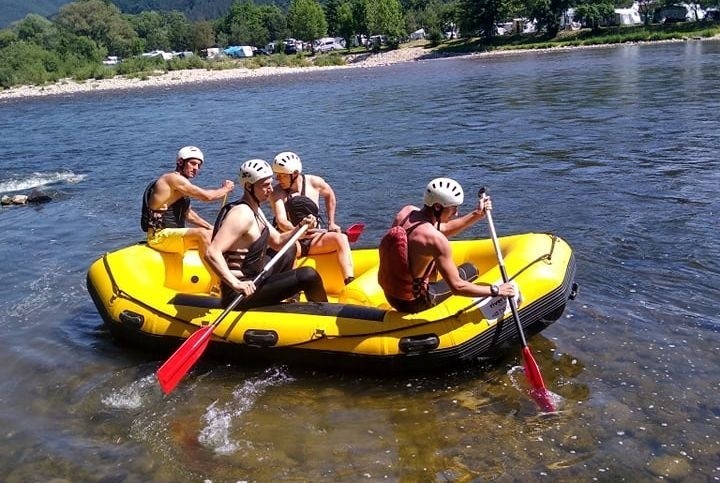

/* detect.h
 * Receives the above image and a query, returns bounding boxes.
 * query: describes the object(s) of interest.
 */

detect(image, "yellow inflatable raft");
[86,233,576,372]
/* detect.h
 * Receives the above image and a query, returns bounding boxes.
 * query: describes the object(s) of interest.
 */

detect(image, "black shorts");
[386,263,479,313]
[299,238,312,257]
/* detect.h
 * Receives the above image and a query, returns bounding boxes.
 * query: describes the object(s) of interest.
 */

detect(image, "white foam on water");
[4,264,85,325]
[0,171,86,193]
[507,365,565,413]
[198,367,294,455]
[101,374,157,410]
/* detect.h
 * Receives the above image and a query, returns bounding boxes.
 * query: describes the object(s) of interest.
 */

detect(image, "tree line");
[1,0,716,89]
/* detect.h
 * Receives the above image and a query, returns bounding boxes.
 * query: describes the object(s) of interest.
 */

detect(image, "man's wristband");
[490,284,499,297]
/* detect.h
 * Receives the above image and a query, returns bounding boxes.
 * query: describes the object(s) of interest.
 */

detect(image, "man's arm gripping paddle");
[156,224,310,395]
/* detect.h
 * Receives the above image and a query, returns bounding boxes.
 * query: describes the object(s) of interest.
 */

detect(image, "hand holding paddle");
[480,187,556,412]
[156,223,310,395]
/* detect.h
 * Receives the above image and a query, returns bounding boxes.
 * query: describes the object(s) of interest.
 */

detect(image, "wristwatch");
[490,284,499,297]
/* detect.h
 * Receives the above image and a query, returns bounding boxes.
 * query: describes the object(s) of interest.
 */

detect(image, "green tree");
[259,4,288,42]
[406,0,456,38]
[351,0,369,38]
[130,11,170,51]
[217,0,273,46]
[527,0,574,37]
[459,0,511,38]
[13,14,54,43]
[365,0,406,38]
[324,0,341,35]
[44,28,106,62]
[190,20,216,51]
[164,11,193,50]
[129,10,193,51]
[573,0,615,29]
[288,0,327,42]
[336,1,357,45]
[55,0,140,57]
[0,29,17,50]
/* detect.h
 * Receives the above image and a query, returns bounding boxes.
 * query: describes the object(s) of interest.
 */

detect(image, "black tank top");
[284,175,323,227]
[213,200,268,279]
[140,181,190,232]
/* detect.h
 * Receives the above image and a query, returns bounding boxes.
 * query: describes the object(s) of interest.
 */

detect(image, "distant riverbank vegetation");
[1,0,719,89]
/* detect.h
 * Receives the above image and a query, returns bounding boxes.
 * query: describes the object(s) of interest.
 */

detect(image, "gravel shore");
[1,37,711,101]
[0,46,445,100]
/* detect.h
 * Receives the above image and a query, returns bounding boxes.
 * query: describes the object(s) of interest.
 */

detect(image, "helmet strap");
[433,205,443,229]
[248,182,262,206]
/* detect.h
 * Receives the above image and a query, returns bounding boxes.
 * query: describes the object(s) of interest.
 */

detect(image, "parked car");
[314,38,344,53]
[283,39,303,54]
[102,56,119,65]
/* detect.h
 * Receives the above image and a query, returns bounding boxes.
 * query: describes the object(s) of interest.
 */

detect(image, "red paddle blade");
[522,346,556,412]
[345,223,365,243]
[156,324,215,395]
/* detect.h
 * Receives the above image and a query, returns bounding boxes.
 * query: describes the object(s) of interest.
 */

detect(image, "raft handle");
[119,310,144,330]
[399,334,439,354]
[569,282,579,300]
[243,330,279,347]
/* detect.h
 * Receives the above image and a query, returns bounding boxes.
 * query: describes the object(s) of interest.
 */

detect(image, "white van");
[314,38,344,53]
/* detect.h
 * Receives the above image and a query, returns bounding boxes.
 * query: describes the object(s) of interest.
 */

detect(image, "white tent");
[615,6,642,25]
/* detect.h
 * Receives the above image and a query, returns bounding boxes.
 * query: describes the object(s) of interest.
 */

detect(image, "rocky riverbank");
[0,47,443,100]
[1,37,714,101]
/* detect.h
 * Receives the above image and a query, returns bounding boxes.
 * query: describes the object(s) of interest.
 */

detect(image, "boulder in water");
[0,195,10,205]
[11,194,28,205]
[28,189,52,204]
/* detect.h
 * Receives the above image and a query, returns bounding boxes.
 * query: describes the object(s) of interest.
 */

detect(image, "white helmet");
[423,177,464,207]
[272,151,302,174]
[177,145,204,163]
[240,159,273,185]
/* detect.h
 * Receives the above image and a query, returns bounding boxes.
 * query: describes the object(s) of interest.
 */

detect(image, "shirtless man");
[378,177,515,313]
[205,159,328,309]
[269,151,355,285]
[141,146,234,254]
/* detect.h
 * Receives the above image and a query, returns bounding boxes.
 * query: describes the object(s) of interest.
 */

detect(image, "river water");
[0,40,718,481]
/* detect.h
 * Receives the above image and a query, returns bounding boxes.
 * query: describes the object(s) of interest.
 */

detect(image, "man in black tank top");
[142,146,234,255]
[205,159,327,309]
[269,151,355,285]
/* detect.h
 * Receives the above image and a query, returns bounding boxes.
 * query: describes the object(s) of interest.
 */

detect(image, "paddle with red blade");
[315,223,365,243]
[480,188,556,412]
[156,223,310,395]
[344,223,365,243]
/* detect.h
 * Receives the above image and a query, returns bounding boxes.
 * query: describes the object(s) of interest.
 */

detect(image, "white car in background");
[314,38,345,53]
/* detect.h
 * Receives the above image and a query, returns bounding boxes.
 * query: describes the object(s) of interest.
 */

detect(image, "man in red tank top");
[379,177,515,313]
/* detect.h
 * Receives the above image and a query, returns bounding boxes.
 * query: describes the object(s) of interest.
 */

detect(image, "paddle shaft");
[484,209,529,348]
[156,223,309,394]
[482,192,554,411]
[215,223,310,325]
